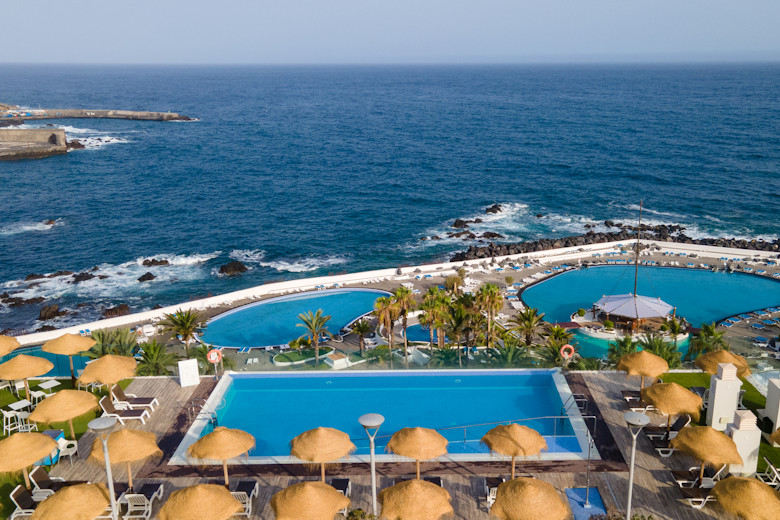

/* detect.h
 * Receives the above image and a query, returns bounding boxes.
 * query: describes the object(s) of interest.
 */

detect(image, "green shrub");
[603,320,614,329]
[577,308,586,317]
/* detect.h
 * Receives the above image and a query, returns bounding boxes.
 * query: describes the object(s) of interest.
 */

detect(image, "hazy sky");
[3,0,780,64]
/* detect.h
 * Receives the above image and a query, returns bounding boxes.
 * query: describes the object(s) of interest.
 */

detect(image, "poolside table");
[9,399,32,411]
[34,429,64,466]
[38,379,60,393]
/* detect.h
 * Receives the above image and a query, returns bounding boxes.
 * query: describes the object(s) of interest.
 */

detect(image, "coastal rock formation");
[452,219,470,229]
[137,272,156,282]
[481,232,504,239]
[25,273,45,281]
[0,294,45,307]
[72,272,96,283]
[66,140,85,150]
[142,258,169,267]
[47,270,74,278]
[103,304,130,318]
[38,304,67,321]
[219,261,248,276]
[485,204,503,214]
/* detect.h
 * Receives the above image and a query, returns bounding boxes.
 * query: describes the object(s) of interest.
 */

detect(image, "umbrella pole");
[69,355,76,387]
[511,456,515,480]
[68,418,76,440]
[127,462,134,491]
[22,467,31,490]
[416,460,420,480]
[640,376,644,389]
[24,379,31,400]
[321,462,325,482]
[666,415,673,445]
[223,460,229,487]
[699,464,705,485]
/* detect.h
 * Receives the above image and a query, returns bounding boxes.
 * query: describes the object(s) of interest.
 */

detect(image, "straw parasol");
[187,426,255,486]
[490,477,570,520]
[670,426,743,483]
[42,333,96,386]
[770,428,780,446]
[0,335,20,357]
[0,354,54,399]
[290,427,356,482]
[378,479,453,520]
[641,382,703,439]
[712,476,780,520]
[89,429,161,491]
[386,427,448,480]
[30,483,110,520]
[481,424,548,479]
[694,350,751,378]
[0,432,57,490]
[157,484,242,520]
[29,389,99,440]
[616,350,669,388]
[77,355,137,399]
[271,481,351,520]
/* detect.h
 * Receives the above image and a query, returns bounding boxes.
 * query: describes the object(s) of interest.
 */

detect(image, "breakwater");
[0,128,67,160]
[1,103,191,122]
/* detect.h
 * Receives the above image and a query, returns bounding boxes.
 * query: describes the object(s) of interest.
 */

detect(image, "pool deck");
[49,372,742,519]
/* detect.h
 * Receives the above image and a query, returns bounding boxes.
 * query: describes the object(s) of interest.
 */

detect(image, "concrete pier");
[0,128,67,160]
[1,103,191,122]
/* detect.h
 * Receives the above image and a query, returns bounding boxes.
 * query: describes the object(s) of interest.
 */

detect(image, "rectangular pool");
[172,369,598,465]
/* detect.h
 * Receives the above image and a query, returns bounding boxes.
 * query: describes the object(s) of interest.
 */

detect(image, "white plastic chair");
[56,437,78,466]
[2,409,22,435]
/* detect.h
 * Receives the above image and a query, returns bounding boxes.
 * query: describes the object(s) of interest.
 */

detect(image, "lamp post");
[359,413,385,516]
[624,411,649,520]
[88,416,119,520]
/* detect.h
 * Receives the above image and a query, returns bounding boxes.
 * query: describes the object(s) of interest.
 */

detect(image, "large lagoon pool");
[173,370,593,464]
[522,266,780,326]
[200,289,389,349]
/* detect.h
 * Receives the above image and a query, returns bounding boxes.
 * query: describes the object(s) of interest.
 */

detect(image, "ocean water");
[1,64,779,332]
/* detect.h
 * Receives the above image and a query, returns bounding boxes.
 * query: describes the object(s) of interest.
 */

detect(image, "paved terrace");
[49,373,742,519]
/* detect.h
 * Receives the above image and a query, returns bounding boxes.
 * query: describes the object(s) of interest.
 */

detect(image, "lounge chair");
[230,481,259,502]
[645,414,691,441]
[757,457,780,489]
[423,476,443,487]
[99,396,150,425]
[111,385,159,411]
[123,483,163,520]
[29,466,87,498]
[9,485,37,519]
[620,390,641,402]
[329,478,351,516]
[679,486,716,509]
[671,464,726,488]
[485,477,505,509]
[651,438,676,457]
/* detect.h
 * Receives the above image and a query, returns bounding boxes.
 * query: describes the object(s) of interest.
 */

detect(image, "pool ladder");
[561,393,588,415]
[186,398,219,426]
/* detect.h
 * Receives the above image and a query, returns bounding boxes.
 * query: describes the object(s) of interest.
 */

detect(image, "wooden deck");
[48,373,741,519]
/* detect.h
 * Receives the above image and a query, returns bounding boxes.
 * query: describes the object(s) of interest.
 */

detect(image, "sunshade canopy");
[712,476,780,520]
[481,424,547,458]
[616,350,669,379]
[270,481,350,520]
[595,293,673,319]
[670,426,743,468]
[89,429,161,464]
[771,428,780,446]
[386,427,448,461]
[0,335,20,356]
[694,350,751,378]
[187,426,255,461]
[0,354,54,380]
[490,477,570,520]
[378,479,453,520]
[0,433,57,472]
[29,389,99,424]
[31,483,110,520]
[42,334,96,356]
[641,382,703,421]
[78,355,137,386]
[157,484,242,520]
[290,427,356,463]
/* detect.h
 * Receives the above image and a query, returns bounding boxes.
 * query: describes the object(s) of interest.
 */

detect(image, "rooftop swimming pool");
[173,369,594,464]
[522,266,780,327]
[200,289,390,349]
[0,346,88,377]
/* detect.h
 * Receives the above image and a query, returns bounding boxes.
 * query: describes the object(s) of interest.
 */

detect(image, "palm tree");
[160,308,202,358]
[137,341,179,376]
[444,275,462,297]
[537,338,579,368]
[374,296,400,369]
[296,309,332,367]
[420,288,450,351]
[545,325,573,344]
[192,343,235,374]
[88,328,138,359]
[688,322,729,360]
[639,333,682,368]
[488,333,529,368]
[571,357,603,370]
[394,286,417,367]
[446,304,468,368]
[476,283,502,348]
[429,347,459,368]
[418,298,438,349]
[509,307,546,347]
[606,336,638,367]
[664,317,684,349]
[351,319,372,357]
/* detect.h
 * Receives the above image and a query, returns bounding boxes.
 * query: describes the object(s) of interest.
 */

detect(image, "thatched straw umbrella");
[30,483,110,520]
[187,426,255,486]
[694,351,751,378]
[89,429,161,491]
[712,476,780,520]
[77,355,137,399]
[616,350,669,388]
[29,389,99,440]
[0,354,54,399]
[378,479,453,520]
[481,424,547,479]
[157,484,242,520]
[0,335,20,357]
[490,477,570,520]
[387,427,448,480]
[0,432,57,490]
[42,334,96,386]
[770,428,780,446]
[670,426,743,483]
[271,481,350,520]
[290,427,356,482]
[641,382,703,439]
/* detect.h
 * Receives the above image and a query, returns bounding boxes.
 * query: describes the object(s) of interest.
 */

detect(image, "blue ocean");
[1,64,779,332]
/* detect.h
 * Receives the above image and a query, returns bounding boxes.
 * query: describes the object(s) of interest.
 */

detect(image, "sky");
[2,0,780,64]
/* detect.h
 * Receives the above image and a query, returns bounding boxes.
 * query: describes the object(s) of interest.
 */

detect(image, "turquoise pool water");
[522,266,780,326]
[0,346,89,377]
[200,289,390,349]
[571,330,690,359]
[202,370,581,457]
[404,323,446,344]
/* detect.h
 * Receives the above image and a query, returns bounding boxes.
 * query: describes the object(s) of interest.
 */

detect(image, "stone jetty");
[1,103,191,122]
[0,128,67,160]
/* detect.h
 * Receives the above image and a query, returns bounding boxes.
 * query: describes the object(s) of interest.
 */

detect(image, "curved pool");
[200,289,390,349]
[404,323,446,344]
[522,266,780,327]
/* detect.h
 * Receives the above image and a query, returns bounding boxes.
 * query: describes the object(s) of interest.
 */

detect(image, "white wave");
[0,218,64,236]
[59,125,100,134]
[257,255,349,273]
[133,251,221,267]
[621,203,689,220]
[229,249,266,263]
[71,136,129,149]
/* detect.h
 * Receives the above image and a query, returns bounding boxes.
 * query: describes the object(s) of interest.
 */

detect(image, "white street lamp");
[359,413,385,516]
[88,416,119,520]
[624,411,649,520]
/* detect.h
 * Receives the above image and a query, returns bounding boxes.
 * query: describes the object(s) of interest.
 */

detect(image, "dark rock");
[103,304,131,318]
[536,213,544,218]
[38,304,67,321]
[137,272,156,282]
[142,258,170,267]
[485,204,503,214]
[153,304,163,309]
[98,275,108,279]
[419,237,427,241]
[431,236,441,240]
[47,270,74,278]
[473,218,483,223]
[452,219,470,229]
[66,139,85,150]
[72,272,96,283]
[25,273,44,281]
[481,232,504,239]
[219,260,248,276]
[36,325,57,332]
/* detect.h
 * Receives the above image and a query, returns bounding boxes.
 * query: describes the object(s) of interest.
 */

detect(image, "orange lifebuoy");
[560,344,575,360]
[206,348,223,364]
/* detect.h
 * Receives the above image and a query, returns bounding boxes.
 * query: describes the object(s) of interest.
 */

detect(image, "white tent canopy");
[595,293,673,319]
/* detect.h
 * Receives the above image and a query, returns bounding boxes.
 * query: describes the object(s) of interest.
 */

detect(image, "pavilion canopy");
[595,293,673,320]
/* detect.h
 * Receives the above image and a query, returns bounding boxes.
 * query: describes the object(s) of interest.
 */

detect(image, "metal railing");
[185,397,221,424]
[561,392,589,415]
